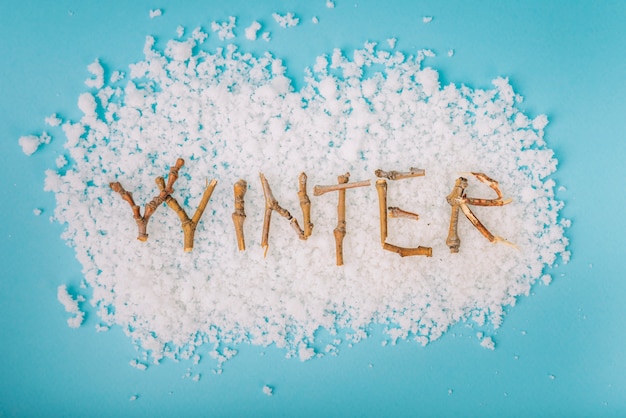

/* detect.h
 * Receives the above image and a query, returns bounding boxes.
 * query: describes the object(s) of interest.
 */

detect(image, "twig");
[376,177,432,258]
[388,207,420,221]
[333,173,350,266]
[375,179,388,244]
[158,162,218,252]
[375,167,425,180]
[232,179,247,251]
[383,243,432,257]
[109,158,184,241]
[313,179,371,196]
[446,173,513,253]
[260,173,311,257]
[298,173,314,239]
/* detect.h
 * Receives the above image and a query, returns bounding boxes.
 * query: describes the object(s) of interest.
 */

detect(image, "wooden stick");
[388,207,420,221]
[232,179,247,251]
[446,173,513,253]
[160,176,218,252]
[109,158,184,241]
[333,173,350,266]
[383,242,432,257]
[260,173,307,257]
[375,167,425,180]
[298,172,314,238]
[375,179,388,245]
[313,180,371,196]
[445,177,466,253]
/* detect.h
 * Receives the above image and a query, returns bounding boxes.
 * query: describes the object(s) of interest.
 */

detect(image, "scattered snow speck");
[110,70,124,83]
[272,12,299,28]
[448,389,454,395]
[33,208,43,216]
[211,16,236,40]
[55,155,68,168]
[480,336,495,350]
[149,9,162,19]
[312,16,319,24]
[423,16,433,23]
[541,274,552,285]
[326,0,335,8]
[19,132,51,156]
[57,285,85,328]
[261,32,271,42]
[85,59,104,89]
[45,114,62,127]
[129,395,138,401]
[245,21,262,40]
[263,385,274,396]
[447,49,455,57]
[176,25,185,38]
[130,359,148,370]
[387,38,397,49]
[549,374,556,380]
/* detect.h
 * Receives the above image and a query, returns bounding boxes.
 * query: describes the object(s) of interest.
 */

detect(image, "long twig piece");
[375,179,388,244]
[232,179,247,251]
[260,173,311,257]
[313,179,371,196]
[375,167,425,180]
[158,163,218,252]
[333,173,350,266]
[109,158,184,241]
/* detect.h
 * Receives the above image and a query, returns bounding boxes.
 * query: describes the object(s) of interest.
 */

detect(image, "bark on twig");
[232,180,247,251]
[376,177,432,258]
[333,173,350,266]
[375,167,425,180]
[388,207,420,221]
[446,173,514,253]
[109,158,184,241]
[157,163,218,252]
[260,172,312,257]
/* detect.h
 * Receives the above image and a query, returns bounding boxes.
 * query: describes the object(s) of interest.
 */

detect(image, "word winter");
[110,159,514,265]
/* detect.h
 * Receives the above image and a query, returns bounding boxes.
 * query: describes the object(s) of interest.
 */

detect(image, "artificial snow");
[245,21,262,40]
[45,114,62,127]
[19,132,51,156]
[57,285,85,328]
[85,59,104,89]
[38,24,568,366]
[211,16,236,40]
[272,12,299,28]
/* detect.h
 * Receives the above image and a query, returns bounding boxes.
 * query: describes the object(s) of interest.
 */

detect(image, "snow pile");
[39,30,568,364]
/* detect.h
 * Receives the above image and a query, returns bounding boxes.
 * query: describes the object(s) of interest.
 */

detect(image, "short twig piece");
[109,158,184,241]
[375,176,432,257]
[375,167,425,180]
[157,160,217,252]
[232,179,247,251]
[445,173,513,253]
[388,207,420,221]
[260,172,312,257]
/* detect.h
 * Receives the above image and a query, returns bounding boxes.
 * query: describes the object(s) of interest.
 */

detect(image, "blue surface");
[1,0,625,416]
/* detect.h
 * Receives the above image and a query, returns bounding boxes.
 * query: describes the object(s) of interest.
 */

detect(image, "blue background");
[1,0,625,416]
